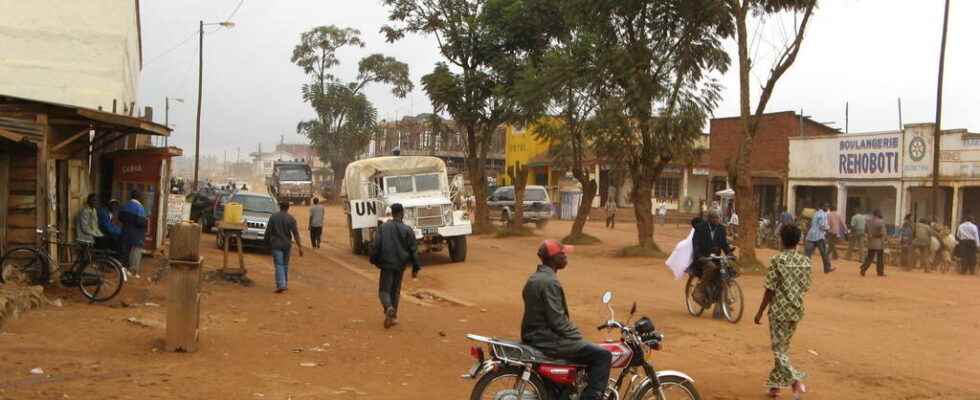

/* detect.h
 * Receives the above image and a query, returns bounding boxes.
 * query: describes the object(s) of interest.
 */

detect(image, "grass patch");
[561,233,601,245]
[618,245,666,258]
[495,226,535,238]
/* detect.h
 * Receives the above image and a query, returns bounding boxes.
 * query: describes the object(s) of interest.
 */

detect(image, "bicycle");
[0,226,126,302]
[685,254,744,323]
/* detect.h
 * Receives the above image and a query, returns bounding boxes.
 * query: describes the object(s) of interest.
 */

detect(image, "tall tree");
[574,0,733,250]
[726,0,816,266]
[382,0,535,234]
[291,26,413,195]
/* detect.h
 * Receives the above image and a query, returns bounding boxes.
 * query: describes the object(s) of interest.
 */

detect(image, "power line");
[143,29,197,67]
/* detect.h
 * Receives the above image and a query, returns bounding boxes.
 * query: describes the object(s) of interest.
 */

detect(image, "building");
[708,111,839,218]
[371,115,506,176]
[788,123,980,227]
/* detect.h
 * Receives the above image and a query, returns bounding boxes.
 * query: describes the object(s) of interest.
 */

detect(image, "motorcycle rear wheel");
[470,366,551,400]
[684,275,706,317]
[634,375,701,400]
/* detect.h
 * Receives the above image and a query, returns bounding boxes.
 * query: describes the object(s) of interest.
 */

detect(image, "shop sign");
[838,136,901,175]
[117,156,160,182]
[692,168,710,176]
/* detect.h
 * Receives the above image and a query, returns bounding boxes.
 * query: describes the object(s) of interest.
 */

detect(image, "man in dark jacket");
[371,203,421,329]
[522,240,611,400]
[690,210,734,307]
[118,190,148,275]
[264,201,304,293]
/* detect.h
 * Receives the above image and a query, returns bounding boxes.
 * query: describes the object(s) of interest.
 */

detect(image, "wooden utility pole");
[931,0,950,222]
[194,20,204,191]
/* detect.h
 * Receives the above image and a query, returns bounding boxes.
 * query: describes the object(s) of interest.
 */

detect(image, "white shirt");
[957,221,979,245]
[730,213,740,226]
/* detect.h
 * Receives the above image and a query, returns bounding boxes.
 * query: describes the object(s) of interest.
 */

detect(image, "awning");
[0,94,171,137]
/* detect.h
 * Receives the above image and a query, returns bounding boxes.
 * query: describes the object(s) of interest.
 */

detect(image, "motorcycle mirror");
[601,291,613,304]
[630,302,637,316]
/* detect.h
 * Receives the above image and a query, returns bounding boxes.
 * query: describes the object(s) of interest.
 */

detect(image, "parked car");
[487,185,553,228]
[215,192,278,250]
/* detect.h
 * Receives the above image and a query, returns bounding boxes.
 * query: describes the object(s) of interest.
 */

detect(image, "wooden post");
[166,256,202,352]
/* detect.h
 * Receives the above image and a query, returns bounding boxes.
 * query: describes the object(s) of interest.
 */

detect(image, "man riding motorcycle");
[522,240,612,400]
[690,210,734,307]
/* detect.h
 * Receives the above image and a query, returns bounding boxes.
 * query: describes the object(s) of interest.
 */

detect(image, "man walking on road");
[860,209,887,277]
[847,209,867,261]
[371,203,421,329]
[804,203,834,274]
[913,218,935,272]
[826,206,847,260]
[264,201,304,293]
[309,198,325,248]
[956,215,978,275]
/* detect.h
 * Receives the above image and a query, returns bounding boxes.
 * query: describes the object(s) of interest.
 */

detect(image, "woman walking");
[755,224,812,398]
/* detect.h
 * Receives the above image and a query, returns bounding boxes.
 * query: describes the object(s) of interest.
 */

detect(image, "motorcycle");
[462,291,701,400]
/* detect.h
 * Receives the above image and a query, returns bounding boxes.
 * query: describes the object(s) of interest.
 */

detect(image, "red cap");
[539,239,574,258]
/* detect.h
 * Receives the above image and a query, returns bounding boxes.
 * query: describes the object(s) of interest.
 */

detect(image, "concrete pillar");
[682,167,690,198]
[836,184,848,217]
[786,183,797,215]
[951,184,962,227]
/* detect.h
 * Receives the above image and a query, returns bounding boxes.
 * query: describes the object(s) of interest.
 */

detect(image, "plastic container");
[223,202,244,224]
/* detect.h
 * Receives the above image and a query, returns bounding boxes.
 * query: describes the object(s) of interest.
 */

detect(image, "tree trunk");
[508,163,529,230]
[632,173,658,251]
[732,4,760,265]
[569,171,596,239]
[734,172,758,261]
[467,154,491,234]
[332,161,348,201]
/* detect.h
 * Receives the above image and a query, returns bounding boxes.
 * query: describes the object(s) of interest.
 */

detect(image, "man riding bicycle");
[690,210,734,307]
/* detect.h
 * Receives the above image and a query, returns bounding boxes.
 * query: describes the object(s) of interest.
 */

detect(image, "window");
[414,174,441,192]
[278,168,311,181]
[525,188,548,202]
[654,177,680,200]
[493,187,514,201]
[232,195,277,213]
[385,176,414,194]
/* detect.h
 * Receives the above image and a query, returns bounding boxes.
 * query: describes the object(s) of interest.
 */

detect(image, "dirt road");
[1,204,978,399]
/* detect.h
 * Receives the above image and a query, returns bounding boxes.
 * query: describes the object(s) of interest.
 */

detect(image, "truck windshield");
[384,173,442,194]
[414,174,441,192]
[526,188,548,202]
[278,168,310,181]
[233,195,277,213]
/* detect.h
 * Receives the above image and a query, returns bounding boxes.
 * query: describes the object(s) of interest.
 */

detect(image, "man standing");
[826,206,847,260]
[913,218,935,272]
[779,206,795,228]
[522,240,611,400]
[76,194,103,246]
[847,209,867,261]
[118,190,148,275]
[956,215,978,275]
[859,209,887,277]
[899,214,914,270]
[605,196,616,229]
[804,203,834,274]
[96,198,122,257]
[371,203,421,329]
[264,201,304,293]
[309,198,325,248]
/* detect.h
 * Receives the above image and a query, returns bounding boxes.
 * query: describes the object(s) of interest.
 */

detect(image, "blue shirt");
[806,210,829,242]
[98,207,121,237]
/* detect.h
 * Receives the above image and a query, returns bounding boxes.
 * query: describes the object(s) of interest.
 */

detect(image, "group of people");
[76,190,149,274]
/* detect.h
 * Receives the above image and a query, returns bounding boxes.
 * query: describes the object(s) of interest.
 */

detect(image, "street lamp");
[193,20,235,191]
[164,97,184,148]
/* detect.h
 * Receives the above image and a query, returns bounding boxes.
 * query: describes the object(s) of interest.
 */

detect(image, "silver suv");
[488,185,553,228]
[216,192,278,249]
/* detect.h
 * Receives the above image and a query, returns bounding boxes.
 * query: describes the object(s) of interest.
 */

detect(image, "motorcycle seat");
[493,339,586,367]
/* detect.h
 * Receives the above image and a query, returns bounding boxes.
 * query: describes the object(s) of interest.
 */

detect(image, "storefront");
[102,147,182,252]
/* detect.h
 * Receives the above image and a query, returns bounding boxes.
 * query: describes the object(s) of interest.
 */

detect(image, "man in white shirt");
[956,215,978,275]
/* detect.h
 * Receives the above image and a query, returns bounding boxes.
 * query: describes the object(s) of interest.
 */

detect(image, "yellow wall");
[500,122,554,186]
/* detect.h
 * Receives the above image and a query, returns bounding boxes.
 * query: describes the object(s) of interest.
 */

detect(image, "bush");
[562,233,601,245]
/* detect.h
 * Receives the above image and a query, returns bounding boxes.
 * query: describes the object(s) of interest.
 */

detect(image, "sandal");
[767,387,780,398]
[792,381,806,399]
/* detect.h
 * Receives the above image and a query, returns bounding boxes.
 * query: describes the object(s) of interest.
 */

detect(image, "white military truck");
[342,156,471,262]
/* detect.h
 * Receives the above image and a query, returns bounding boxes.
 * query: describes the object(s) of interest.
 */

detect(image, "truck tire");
[449,236,467,263]
[349,215,365,255]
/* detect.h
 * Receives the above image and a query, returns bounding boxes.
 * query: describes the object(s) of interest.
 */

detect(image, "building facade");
[788,123,980,227]
[371,115,505,177]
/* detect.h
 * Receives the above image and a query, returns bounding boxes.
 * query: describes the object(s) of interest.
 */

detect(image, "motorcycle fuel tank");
[599,341,634,369]
[536,364,578,385]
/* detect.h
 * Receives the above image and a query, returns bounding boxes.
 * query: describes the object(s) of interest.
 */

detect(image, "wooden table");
[216,221,247,277]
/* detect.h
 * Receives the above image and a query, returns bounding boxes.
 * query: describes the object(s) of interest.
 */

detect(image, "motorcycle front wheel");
[470,366,551,400]
[634,375,702,400]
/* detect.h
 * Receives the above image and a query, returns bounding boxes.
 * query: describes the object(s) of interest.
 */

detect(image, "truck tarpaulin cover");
[342,156,448,199]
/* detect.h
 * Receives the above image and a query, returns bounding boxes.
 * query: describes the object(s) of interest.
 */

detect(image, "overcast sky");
[138,0,979,160]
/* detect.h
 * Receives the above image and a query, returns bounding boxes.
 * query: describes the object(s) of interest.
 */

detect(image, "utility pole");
[194,20,204,191]
[932,0,950,223]
[165,97,169,148]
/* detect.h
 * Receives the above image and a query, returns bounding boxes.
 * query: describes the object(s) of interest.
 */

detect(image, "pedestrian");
[370,203,421,329]
[899,214,914,270]
[76,194,103,247]
[847,209,867,261]
[658,203,668,225]
[956,215,978,275]
[118,190,148,275]
[859,209,887,277]
[913,218,935,272]
[779,206,795,228]
[309,197,325,248]
[826,206,847,260]
[96,198,122,258]
[605,197,616,229]
[755,223,811,399]
[804,203,834,274]
[264,201,304,293]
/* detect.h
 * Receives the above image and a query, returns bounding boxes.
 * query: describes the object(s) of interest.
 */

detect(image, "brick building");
[708,111,839,218]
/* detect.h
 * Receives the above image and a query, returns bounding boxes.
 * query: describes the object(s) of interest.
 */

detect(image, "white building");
[0,0,142,111]
[788,123,980,227]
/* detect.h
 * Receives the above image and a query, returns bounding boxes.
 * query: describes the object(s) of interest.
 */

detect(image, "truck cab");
[268,161,314,205]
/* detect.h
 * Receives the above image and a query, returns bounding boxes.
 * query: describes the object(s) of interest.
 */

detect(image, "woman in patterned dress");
[754,223,812,399]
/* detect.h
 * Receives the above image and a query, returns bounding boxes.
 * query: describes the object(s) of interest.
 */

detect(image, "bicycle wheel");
[77,258,125,302]
[0,247,49,285]
[721,279,744,323]
[684,275,706,317]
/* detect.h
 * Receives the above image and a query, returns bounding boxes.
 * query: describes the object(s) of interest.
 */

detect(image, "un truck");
[342,156,471,262]
[267,160,314,205]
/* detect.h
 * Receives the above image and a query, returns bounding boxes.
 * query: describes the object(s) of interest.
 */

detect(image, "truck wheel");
[449,236,467,263]
[535,220,548,229]
[351,227,364,255]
